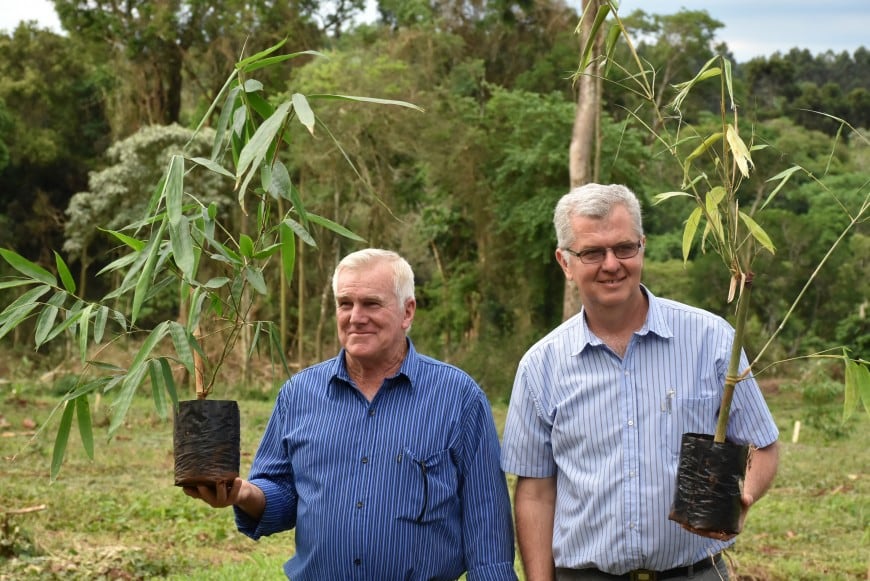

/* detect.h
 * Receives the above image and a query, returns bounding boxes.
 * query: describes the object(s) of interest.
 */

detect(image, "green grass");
[1,384,866,580]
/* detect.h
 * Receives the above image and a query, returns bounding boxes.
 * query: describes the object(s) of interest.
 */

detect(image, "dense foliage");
[0,0,867,401]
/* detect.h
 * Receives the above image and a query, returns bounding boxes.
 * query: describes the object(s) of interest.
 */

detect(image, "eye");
[579,248,606,261]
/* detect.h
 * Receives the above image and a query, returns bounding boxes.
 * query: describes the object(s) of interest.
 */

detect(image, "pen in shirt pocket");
[662,389,675,414]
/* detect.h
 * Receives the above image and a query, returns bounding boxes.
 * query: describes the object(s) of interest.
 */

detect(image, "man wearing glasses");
[500,184,779,580]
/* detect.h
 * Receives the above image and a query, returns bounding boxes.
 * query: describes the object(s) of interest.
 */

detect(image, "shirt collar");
[329,337,418,395]
[576,284,673,352]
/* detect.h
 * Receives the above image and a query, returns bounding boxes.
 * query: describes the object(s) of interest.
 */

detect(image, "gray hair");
[332,248,415,306]
[553,183,644,248]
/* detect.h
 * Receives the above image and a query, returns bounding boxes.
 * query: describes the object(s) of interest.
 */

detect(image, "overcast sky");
[0,0,867,63]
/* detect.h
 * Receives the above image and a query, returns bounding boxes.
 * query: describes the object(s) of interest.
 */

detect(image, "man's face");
[335,261,415,364]
[555,204,645,312]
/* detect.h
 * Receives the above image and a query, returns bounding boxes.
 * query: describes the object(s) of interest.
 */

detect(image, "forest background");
[1,0,867,399]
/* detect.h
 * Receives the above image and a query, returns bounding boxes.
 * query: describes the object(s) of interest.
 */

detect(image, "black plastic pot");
[173,399,240,487]
[668,432,749,535]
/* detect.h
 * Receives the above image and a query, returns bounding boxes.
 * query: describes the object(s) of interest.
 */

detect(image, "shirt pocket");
[663,395,720,455]
[395,448,459,524]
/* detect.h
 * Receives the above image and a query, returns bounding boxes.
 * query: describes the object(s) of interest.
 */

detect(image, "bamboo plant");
[577,1,870,441]
[0,39,422,480]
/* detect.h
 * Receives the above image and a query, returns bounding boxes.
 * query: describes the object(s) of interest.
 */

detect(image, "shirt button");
[368,408,376,417]
[356,501,364,509]
[629,470,636,478]
[627,419,634,426]
[361,456,369,464]
[354,558,361,566]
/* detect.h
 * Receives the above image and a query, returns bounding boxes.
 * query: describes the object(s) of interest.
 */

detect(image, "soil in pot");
[173,399,240,487]
[668,432,749,535]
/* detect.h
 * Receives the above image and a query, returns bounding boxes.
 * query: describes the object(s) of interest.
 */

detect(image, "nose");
[600,248,621,269]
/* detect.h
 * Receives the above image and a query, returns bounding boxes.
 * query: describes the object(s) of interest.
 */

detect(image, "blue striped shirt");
[500,287,779,574]
[235,339,517,581]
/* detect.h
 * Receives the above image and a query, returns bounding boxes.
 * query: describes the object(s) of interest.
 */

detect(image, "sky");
[0,0,866,63]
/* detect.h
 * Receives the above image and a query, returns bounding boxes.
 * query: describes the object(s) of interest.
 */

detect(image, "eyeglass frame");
[561,240,644,264]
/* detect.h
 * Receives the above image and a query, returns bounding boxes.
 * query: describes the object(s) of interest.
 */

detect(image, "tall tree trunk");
[564,0,605,321]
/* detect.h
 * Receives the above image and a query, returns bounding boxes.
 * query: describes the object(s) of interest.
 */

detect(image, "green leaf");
[306,212,365,242]
[292,93,316,135]
[682,207,703,263]
[77,304,93,365]
[168,321,195,375]
[170,215,196,281]
[149,359,168,420]
[282,218,316,246]
[239,49,326,74]
[236,101,292,204]
[132,221,168,325]
[93,305,109,344]
[189,156,234,179]
[239,233,255,258]
[843,359,870,422]
[76,395,94,460]
[280,223,296,285]
[307,94,424,113]
[51,400,75,481]
[35,291,67,347]
[738,211,776,255]
[54,252,76,294]
[268,160,294,202]
[725,125,753,178]
[0,248,56,286]
[652,191,693,205]
[164,155,185,227]
[244,265,268,295]
[159,357,179,413]
[109,322,170,437]
[0,279,32,290]
[0,285,51,341]
[99,229,146,252]
[762,165,803,211]
[253,242,281,260]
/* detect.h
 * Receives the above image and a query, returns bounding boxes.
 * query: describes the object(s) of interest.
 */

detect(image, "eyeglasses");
[562,241,643,264]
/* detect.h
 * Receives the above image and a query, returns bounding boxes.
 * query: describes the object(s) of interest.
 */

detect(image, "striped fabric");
[235,339,517,581]
[501,286,779,575]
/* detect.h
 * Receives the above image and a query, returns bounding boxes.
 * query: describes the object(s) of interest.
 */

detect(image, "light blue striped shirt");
[235,339,517,581]
[501,287,779,574]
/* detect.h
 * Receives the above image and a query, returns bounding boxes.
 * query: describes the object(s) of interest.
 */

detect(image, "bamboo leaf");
[282,217,316,246]
[843,359,870,422]
[307,93,424,113]
[244,265,267,295]
[292,93,316,135]
[35,291,67,347]
[149,359,168,420]
[280,223,296,285]
[132,220,167,325]
[306,212,365,242]
[704,187,726,246]
[682,207,703,263]
[168,321,195,375]
[268,160,294,203]
[109,322,170,437]
[54,252,76,294]
[0,285,51,341]
[94,305,109,344]
[159,357,179,412]
[239,233,255,258]
[0,279,32,290]
[236,101,292,198]
[77,304,93,365]
[725,125,753,178]
[762,165,803,210]
[0,248,56,286]
[75,395,94,460]
[169,215,196,281]
[652,191,693,205]
[189,156,234,179]
[51,400,75,481]
[164,155,185,227]
[738,211,776,254]
[99,228,146,251]
[238,49,326,74]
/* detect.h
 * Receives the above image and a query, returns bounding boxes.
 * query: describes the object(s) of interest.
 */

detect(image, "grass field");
[1,380,867,580]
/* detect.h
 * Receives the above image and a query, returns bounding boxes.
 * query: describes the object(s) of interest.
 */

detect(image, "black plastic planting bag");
[668,432,749,535]
[173,399,240,487]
